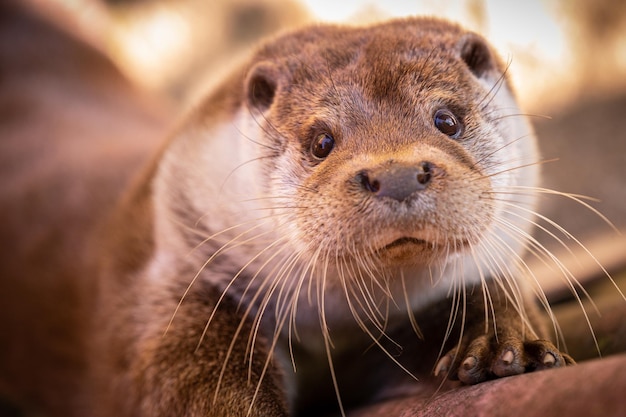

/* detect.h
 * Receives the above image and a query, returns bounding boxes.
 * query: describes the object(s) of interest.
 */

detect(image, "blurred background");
[26,0,626,110]
[24,0,626,357]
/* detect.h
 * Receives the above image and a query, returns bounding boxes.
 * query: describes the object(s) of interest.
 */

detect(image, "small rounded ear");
[458,33,495,78]
[244,62,280,111]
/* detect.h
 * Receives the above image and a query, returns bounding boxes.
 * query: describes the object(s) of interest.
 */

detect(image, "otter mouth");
[374,235,472,264]
[383,237,429,250]
[380,236,471,252]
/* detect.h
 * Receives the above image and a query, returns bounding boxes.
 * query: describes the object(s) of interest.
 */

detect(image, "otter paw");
[434,335,575,384]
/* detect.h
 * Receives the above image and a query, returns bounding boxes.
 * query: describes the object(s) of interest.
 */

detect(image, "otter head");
[238,19,537,282]
[156,18,538,308]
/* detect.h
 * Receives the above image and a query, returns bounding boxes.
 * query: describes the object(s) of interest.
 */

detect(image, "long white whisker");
[400,270,424,339]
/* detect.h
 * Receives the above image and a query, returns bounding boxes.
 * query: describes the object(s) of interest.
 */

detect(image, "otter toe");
[455,335,492,384]
[492,341,525,377]
[523,339,576,371]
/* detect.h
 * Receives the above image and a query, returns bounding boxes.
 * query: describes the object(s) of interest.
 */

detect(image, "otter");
[1,5,575,417]
[92,17,575,416]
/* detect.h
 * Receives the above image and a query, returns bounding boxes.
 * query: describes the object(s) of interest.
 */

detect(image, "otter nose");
[357,161,434,202]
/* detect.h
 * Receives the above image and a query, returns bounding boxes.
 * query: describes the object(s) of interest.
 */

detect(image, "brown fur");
[1,3,573,417]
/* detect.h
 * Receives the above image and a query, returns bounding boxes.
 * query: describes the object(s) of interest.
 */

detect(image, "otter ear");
[245,62,280,111]
[458,33,496,78]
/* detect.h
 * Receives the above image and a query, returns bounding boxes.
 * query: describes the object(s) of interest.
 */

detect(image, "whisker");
[469,245,497,336]
[199,231,290,350]
[337,263,419,380]
[488,217,568,345]
[470,134,530,170]
[477,56,512,111]
[498,198,624,301]
[491,112,552,122]
[476,235,537,337]
[211,234,295,407]
[165,218,278,336]
[400,270,424,339]
[246,241,302,368]
[503,186,620,233]
[484,158,559,179]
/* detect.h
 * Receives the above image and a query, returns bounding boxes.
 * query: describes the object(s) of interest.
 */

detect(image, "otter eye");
[311,133,335,159]
[434,109,462,138]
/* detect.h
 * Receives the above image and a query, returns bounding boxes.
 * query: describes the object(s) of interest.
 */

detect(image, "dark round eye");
[311,133,335,159]
[434,109,462,138]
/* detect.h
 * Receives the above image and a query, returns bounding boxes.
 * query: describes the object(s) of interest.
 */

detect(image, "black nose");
[357,161,434,202]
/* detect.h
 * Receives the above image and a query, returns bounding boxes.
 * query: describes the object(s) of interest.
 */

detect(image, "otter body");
[1,6,573,417]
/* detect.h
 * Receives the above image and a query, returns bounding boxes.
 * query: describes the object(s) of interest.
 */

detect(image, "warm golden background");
[29,0,626,109]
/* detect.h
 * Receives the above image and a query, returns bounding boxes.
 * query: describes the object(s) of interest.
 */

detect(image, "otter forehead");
[256,17,468,66]
[256,17,481,91]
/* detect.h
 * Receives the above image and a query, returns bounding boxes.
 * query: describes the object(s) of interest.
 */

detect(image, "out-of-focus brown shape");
[0,1,170,415]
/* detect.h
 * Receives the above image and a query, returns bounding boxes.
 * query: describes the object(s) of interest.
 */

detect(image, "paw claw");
[501,349,515,365]
[494,346,523,377]
[462,356,477,371]
[434,356,452,377]
[542,352,556,367]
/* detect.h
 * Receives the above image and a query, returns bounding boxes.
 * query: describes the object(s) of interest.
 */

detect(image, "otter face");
[243,18,538,275]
